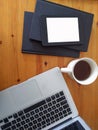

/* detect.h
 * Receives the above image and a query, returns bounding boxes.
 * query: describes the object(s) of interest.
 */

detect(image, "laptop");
[0,67,91,130]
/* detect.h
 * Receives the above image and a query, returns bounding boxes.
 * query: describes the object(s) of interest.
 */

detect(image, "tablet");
[40,16,81,46]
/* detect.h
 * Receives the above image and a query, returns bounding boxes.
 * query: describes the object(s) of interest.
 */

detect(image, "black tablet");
[40,16,82,46]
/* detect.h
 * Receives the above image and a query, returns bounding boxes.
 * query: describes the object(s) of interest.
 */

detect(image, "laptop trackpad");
[10,79,42,110]
[0,79,42,119]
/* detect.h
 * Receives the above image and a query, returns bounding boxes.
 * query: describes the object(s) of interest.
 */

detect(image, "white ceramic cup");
[61,57,98,85]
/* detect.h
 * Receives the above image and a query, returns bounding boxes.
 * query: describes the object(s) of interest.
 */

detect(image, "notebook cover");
[22,12,80,58]
[29,0,94,51]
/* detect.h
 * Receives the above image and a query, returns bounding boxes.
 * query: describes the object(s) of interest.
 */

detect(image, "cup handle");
[61,67,71,73]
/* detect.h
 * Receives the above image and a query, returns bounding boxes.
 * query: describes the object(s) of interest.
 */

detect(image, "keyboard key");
[46,113,50,118]
[46,97,51,102]
[46,118,50,123]
[48,107,52,112]
[43,109,47,114]
[1,122,11,129]
[55,109,59,113]
[21,115,26,120]
[11,125,16,129]
[60,100,67,106]
[56,103,60,107]
[21,120,25,125]
[51,95,55,100]
[13,113,18,119]
[34,114,39,118]
[29,122,33,126]
[50,111,54,115]
[67,108,71,112]
[8,116,12,119]
[30,116,34,121]
[12,120,16,124]
[28,127,33,130]
[26,113,30,117]
[52,100,56,105]
[0,120,3,123]
[18,111,24,116]
[55,93,60,98]
[19,127,24,130]
[30,110,35,115]
[3,118,9,123]
[68,111,72,115]
[50,116,54,121]
[35,108,39,113]
[33,125,37,129]
[39,111,43,116]
[17,117,21,122]
[26,118,30,123]
[39,106,43,111]
[42,115,46,120]
[24,124,29,129]
[24,100,45,113]
[60,91,64,96]
[44,104,48,109]
[52,105,56,109]
[33,120,37,124]
[48,102,52,107]
[37,123,41,127]
[59,107,63,111]
[16,122,21,127]
[41,120,45,125]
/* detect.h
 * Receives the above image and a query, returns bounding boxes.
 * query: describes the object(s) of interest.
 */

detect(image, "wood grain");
[0,0,98,129]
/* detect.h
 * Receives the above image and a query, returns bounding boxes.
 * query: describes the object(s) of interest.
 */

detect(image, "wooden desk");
[0,0,98,129]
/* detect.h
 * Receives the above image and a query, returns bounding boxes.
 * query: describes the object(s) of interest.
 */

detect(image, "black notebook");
[22,12,80,58]
[29,0,94,51]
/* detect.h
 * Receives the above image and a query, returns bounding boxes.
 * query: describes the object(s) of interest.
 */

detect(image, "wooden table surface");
[0,0,98,129]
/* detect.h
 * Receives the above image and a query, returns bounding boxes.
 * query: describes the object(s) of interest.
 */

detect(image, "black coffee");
[73,60,91,81]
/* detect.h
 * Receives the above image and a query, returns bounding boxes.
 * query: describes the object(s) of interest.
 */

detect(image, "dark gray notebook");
[22,12,80,58]
[29,0,94,51]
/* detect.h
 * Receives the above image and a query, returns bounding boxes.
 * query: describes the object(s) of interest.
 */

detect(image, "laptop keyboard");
[0,91,72,130]
[61,121,85,130]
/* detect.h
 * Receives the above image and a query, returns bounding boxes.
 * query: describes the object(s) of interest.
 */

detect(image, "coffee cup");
[61,57,98,85]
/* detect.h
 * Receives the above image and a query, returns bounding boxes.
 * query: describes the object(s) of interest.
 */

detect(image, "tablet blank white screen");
[46,17,80,43]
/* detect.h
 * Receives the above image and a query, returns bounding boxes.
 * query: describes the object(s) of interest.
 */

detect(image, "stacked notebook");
[22,0,94,58]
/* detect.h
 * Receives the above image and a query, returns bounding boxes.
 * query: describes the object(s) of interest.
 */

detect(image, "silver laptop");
[0,67,91,130]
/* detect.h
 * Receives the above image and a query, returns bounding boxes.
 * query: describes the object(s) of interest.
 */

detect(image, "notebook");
[0,67,91,130]
[29,0,94,51]
[22,12,80,58]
